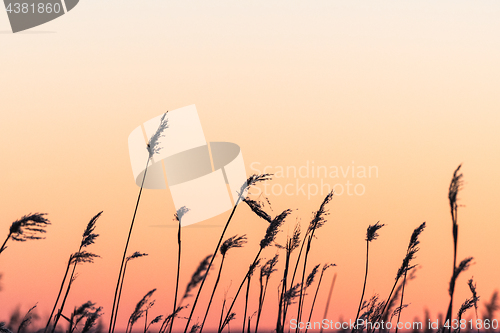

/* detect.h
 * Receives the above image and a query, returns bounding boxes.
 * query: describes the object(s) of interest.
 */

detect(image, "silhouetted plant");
[304,264,335,333]
[296,191,334,332]
[111,251,148,333]
[220,208,291,332]
[126,289,157,333]
[110,112,168,333]
[17,304,37,333]
[354,221,385,330]
[256,253,279,333]
[183,174,272,333]
[47,212,102,333]
[200,235,247,333]
[0,213,50,255]
[168,207,189,333]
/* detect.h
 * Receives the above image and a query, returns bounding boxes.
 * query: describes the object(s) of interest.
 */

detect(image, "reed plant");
[183,174,272,333]
[256,254,279,333]
[110,112,168,333]
[0,213,50,255]
[296,191,334,332]
[111,251,148,333]
[219,207,292,332]
[304,263,335,333]
[354,221,385,329]
[199,235,247,333]
[46,211,102,333]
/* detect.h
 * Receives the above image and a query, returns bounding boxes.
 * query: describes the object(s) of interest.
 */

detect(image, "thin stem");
[394,270,408,333]
[51,268,76,333]
[109,158,150,333]
[0,232,11,255]
[200,255,227,333]
[304,269,325,333]
[242,275,251,333]
[296,233,314,332]
[44,258,72,333]
[183,196,243,333]
[219,248,263,333]
[112,260,130,333]
[353,241,370,332]
[168,218,182,333]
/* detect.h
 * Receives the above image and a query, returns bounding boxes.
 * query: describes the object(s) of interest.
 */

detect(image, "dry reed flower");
[284,283,302,306]
[81,212,102,248]
[366,221,385,242]
[307,191,333,233]
[260,209,292,249]
[70,251,100,265]
[82,306,103,333]
[306,264,320,288]
[1,213,50,254]
[17,304,37,333]
[220,235,247,256]
[243,199,272,223]
[449,257,474,296]
[147,112,168,159]
[184,255,212,298]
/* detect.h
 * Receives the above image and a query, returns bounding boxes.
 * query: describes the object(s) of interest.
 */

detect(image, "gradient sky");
[1,1,500,332]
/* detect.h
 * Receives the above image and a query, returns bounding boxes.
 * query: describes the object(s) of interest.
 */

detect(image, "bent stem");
[109,158,150,333]
[183,196,243,333]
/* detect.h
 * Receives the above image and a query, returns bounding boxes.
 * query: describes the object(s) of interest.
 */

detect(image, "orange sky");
[1,1,500,332]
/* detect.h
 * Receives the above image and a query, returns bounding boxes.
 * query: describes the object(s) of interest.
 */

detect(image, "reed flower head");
[396,222,426,280]
[126,251,148,263]
[189,323,200,333]
[260,209,292,249]
[458,297,475,316]
[70,251,100,265]
[248,258,262,277]
[239,174,273,198]
[366,221,385,242]
[175,206,190,222]
[306,264,321,288]
[82,306,103,333]
[243,198,272,223]
[81,212,102,248]
[220,234,247,256]
[18,304,37,333]
[449,257,474,296]
[129,289,157,328]
[467,278,479,311]
[8,213,50,242]
[147,112,168,159]
[284,283,302,306]
[449,164,463,220]
[261,254,279,279]
[184,254,212,298]
[308,191,333,233]
[322,263,336,272]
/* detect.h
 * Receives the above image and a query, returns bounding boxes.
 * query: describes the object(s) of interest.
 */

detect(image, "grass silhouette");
[2,165,500,333]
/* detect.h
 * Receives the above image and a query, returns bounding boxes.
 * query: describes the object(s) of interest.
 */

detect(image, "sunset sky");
[1,1,500,332]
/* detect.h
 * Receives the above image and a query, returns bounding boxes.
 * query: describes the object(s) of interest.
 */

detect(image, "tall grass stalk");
[109,112,168,333]
[199,235,247,333]
[219,208,291,332]
[111,252,148,333]
[296,192,333,333]
[298,264,320,323]
[0,213,50,255]
[168,207,189,333]
[277,224,301,333]
[373,222,425,333]
[354,222,385,330]
[242,260,260,333]
[304,264,335,333]
[256,254,279,333]
[46,212,102,333]
[183,174,272,333]
[444,164,463,332]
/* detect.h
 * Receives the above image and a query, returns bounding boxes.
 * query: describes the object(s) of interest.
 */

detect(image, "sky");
[1,1,500,332]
